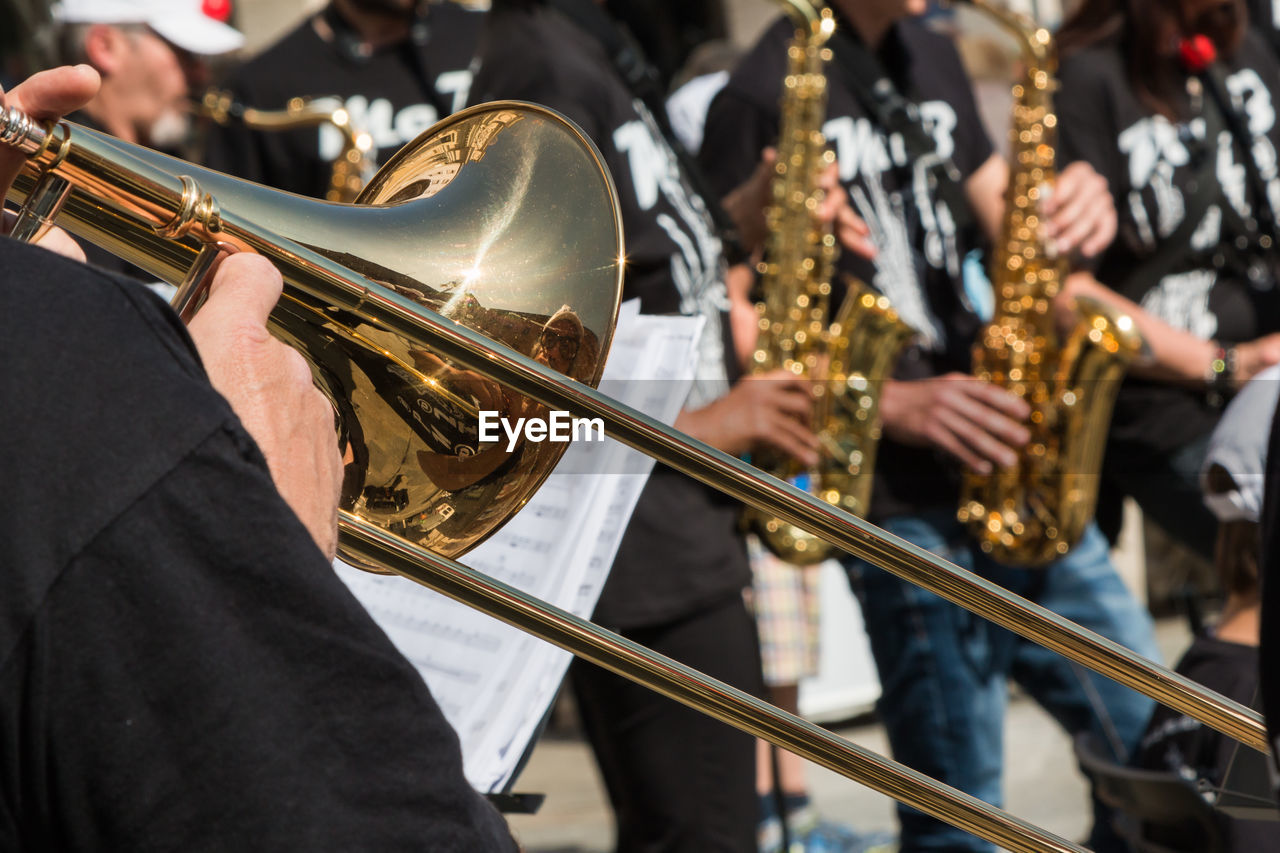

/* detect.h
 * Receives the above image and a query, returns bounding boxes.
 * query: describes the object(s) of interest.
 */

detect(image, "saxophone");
[744,0,915,565]
[955,0,1143,566]
[200,89,376,203]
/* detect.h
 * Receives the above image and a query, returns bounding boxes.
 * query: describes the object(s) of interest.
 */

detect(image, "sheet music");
[335,301,704,792]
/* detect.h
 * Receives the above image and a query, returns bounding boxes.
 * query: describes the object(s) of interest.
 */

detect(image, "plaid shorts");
[744,537,822,687]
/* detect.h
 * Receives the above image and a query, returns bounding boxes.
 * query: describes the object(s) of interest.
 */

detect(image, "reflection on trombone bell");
[405,305,598,491]
[199,88,376,202]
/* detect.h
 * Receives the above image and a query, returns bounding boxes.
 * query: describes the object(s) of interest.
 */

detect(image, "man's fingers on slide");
[771,384,815,419]
[200,254,284,331]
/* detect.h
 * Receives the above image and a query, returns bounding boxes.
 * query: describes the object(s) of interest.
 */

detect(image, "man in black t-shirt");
[49,0,245,281]
[203,0,482,200]
[700,3,1161,852]
[467,2,829,850]
[1,65,517,853]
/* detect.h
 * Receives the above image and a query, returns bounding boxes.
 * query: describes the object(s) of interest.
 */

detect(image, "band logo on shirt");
[822,101,961,349]
[1118,67,1280,334]
[316,70,474,163]
[614,101,730,408]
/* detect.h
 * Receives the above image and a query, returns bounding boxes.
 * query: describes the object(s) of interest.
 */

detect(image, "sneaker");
[798,820,898,853]
[758,812,784,853]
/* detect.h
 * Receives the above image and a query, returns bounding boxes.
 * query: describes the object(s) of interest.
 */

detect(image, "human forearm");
[1062,272,1216,383]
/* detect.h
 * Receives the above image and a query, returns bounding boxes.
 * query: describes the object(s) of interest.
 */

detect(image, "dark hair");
[1057,0,1247,120]
[1205,464,1262,597]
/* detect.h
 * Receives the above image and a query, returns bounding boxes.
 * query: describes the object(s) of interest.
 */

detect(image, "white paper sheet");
[335,301,704,792]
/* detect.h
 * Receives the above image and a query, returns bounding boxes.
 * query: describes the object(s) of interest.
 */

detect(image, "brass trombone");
[0,101,1267,853]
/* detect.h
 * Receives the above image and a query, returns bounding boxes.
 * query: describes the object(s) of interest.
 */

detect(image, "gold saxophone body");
[744,0,915,565]
[956,0,1143,566]
[200,89,376,203]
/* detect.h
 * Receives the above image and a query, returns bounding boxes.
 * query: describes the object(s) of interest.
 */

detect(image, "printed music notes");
[335,300,704,792]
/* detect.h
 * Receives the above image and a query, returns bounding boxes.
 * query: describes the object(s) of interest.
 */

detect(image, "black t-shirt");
[202,3,482,198]
[1133,634,1275,852]
[468,3,751,630]
[1057,34,1280,459]
[0,238,516,852]
[1247,0,1280,58]
[700,15,995,521]
[1261,383,1280,806]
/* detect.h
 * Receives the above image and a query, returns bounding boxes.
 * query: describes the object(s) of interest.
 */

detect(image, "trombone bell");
[3,102,625,566]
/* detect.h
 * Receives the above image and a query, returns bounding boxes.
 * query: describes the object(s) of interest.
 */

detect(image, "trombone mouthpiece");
[0,106,46,155]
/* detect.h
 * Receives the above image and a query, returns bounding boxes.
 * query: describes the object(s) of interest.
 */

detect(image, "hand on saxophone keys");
[675,369,821,468]
[879,374,1031,475]
[1040,160,1117,259]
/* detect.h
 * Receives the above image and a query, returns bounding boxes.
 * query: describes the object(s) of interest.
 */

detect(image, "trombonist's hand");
[0,65,99,190]
[188,254,345,561]
[676,369,821,467]
[0,65,100,259]
[880,374,1030,475]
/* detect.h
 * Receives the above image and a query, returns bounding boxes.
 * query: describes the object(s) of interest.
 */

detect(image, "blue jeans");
[843,513,1159,853]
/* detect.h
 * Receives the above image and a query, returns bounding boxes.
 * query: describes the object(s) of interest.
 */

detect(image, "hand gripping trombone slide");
[0,99,1264,853]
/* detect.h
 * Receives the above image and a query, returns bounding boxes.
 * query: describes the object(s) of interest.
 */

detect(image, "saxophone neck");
[952,0,1055,68]
[774,0,837,47]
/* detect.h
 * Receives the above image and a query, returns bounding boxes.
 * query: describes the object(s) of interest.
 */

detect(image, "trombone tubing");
[0,107,1266,755]
[337,276,1268,754]
[340,513,1088,853]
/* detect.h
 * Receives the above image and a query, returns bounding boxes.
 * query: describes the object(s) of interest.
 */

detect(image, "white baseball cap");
[1201,364,1280,524]
[53,0,245,56]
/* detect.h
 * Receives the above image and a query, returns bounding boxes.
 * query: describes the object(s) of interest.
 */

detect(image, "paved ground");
[505,617,1193,853]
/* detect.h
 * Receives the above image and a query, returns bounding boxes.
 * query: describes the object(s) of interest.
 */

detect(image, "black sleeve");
[1,425,518,852]
[200,65,271,183]
[933,39,995,179]
[1260,385,1280,790]
[1055,53,1123,192]
[201,67,323,197]
[699,84,776,202]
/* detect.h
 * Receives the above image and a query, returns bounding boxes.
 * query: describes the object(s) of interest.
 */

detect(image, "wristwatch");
[1206,341,1237,407]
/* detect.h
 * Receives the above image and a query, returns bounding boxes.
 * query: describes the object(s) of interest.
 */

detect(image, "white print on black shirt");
[823,103,960,349]
[614,100,729,408]
[1118,68,1280,335]
[315,70,473,163]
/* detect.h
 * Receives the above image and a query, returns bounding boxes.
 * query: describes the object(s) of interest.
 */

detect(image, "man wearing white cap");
[53,0,244,150]
[49,0,243,280]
